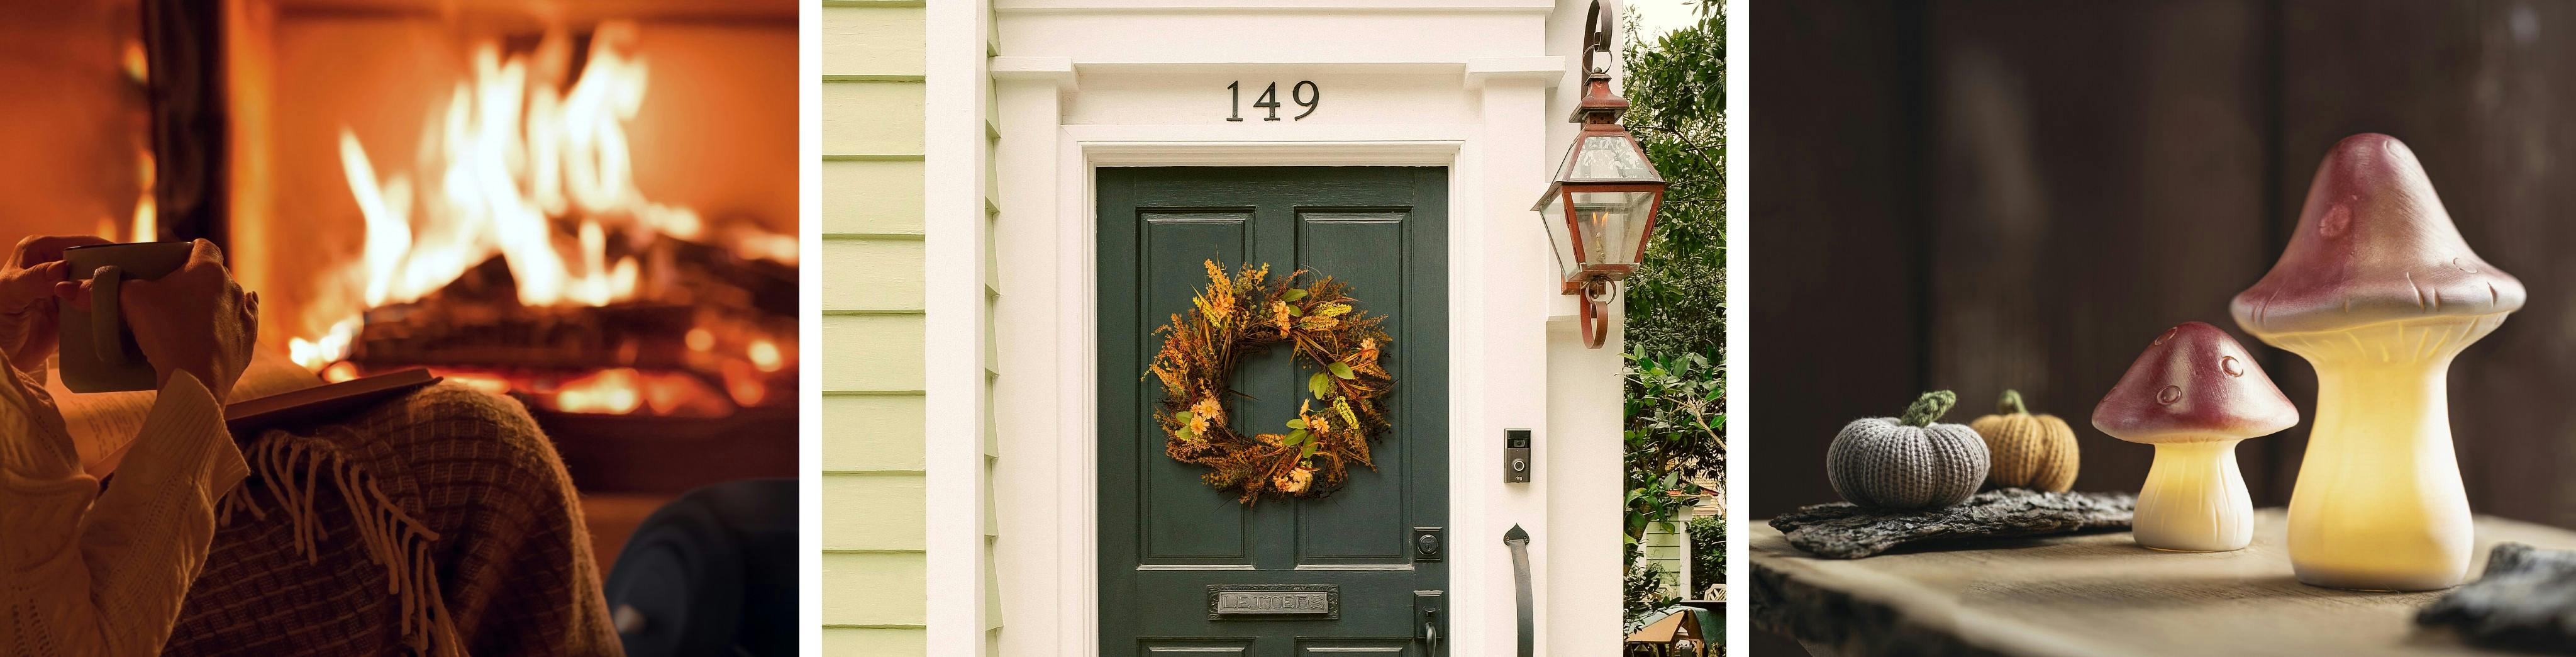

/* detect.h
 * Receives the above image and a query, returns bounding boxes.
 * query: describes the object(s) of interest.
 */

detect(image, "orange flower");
[1273,301,1294,332]
[1190,397,1224,433]
[1274,466,1314,494]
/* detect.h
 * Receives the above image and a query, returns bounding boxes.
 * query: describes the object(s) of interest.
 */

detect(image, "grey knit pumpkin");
[1826,390,1991,508]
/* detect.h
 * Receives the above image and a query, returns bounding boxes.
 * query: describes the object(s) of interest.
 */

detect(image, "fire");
[291,21,794,416]
[318,21,663,337]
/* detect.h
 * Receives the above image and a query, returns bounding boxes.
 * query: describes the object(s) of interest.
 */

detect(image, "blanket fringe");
[218,428,461,657]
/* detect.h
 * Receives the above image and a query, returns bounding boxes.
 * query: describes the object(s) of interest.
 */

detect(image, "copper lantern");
[1534,1,1666,349]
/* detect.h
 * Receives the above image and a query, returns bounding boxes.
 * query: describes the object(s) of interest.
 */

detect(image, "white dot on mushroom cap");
[2319,205,2352,237]
[2221,356,2245,377]
[2157,385,2183,405]
[2153,327,2178,346]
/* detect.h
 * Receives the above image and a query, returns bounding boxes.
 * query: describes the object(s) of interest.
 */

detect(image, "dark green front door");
[1097,167,1450,657]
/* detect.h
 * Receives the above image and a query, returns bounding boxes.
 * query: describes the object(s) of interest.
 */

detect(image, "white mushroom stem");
[2257,315,2499,591]
[2133,439,2253,552]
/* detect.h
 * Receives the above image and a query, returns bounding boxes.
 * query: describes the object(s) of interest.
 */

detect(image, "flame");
[284,21,794,417]
[328,23,652,314]
[131,151,156,242]
[294,21,758,372]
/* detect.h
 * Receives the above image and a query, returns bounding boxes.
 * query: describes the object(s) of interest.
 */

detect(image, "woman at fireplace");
[0,235,619,656]
[1,235,250,656]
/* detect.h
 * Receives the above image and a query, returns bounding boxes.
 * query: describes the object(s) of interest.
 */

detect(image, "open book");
[53,350,323,477]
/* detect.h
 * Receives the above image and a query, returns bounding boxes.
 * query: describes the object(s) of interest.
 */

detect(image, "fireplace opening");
[226,0,800,535]
[4,0,800,569]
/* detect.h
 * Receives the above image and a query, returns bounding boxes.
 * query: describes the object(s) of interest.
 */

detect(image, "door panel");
[1099,167,1449,657]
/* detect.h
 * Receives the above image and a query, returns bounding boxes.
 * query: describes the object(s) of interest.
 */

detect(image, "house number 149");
[1227,81,1319,121]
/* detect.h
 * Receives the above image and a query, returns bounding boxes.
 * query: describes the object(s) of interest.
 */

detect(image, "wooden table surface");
[1750,508,2576,656]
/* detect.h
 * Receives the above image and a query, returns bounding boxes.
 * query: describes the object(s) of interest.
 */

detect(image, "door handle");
[1505,524,1533,657]
[1413,591,1444,657]
[1419,614,1440,656]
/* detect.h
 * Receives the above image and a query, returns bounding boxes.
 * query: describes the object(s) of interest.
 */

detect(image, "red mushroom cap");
[2233,133,2524,335]
[2092,322,2299,443]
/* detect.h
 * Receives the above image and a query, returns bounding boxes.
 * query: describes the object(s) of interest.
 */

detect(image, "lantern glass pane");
[1568,135,1656,181]
[1538,190,1581,280]
[1570,191,1657,267]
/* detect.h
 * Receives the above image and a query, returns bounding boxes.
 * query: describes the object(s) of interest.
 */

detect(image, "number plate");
[1206,584,1340,620]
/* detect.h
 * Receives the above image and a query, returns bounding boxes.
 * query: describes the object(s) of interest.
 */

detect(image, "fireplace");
[161,0,796,500]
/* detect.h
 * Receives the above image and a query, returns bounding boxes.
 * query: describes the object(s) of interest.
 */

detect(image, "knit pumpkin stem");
[1900,390,1957,427]
[1998,389,2028,415]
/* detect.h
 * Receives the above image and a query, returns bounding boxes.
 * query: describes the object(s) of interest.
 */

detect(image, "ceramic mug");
[58,241,196,393]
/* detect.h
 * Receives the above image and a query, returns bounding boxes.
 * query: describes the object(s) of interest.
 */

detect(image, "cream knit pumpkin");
[1826,390,1990,508]
[1968,390,2080,492]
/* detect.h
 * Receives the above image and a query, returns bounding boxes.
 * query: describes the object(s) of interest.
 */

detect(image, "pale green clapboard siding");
[822,159,926,236]
[820,395,926,472]
[1643,517,1689,598]
[823,474,927,551]
[823,6,924,79]
[821,551,928,625]
[823,239,926,312]
[823,82,926,158]
[820,628,925,655]
[821,315,926,392]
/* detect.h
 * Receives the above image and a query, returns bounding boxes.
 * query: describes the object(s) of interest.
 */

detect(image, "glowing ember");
[541,367,733,417]
[556,368,643,414]
[439,371,514,396]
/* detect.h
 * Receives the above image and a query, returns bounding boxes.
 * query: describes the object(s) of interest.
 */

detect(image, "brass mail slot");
[1206,584,1340,620]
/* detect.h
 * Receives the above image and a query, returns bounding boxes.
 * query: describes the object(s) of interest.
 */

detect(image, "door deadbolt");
[1412,527,1444,561]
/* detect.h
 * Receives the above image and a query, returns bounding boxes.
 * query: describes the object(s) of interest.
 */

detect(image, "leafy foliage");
[1623,548,1682,624]
[1687,515,1724,599]
[1619,0,1726,358]
[1619,0,1726,621]
[1146,261,1395,503]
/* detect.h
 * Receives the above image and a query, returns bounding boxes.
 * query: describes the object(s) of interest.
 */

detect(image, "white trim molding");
[974,3,1621,656]
[922,0,993,653]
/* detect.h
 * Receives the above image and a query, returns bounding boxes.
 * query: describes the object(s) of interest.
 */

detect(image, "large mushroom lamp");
[2094,322,2299,553]
[2233,133,2524,590]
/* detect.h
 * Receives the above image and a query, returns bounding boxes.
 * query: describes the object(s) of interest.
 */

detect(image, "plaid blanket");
[160,383,621,656]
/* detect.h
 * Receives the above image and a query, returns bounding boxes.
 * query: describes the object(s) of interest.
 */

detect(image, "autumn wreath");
[1146,261,1394,503]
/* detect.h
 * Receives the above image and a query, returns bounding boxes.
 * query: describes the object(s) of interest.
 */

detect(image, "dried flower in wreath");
[1146,260,1396,503]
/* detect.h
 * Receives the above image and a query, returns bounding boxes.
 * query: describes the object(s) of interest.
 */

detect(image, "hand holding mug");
[0,235,112,373]
[57,239,258,402]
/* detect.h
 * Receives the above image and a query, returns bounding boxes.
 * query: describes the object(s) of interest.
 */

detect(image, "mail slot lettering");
[1206,585,1340,620]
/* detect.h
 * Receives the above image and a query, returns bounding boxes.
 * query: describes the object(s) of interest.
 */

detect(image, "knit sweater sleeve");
[0,366,249,657]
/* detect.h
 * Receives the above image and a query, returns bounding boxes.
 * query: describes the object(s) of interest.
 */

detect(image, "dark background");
[1753,1,2576,651]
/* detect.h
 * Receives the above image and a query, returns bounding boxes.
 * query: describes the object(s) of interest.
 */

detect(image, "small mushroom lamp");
[2093,322,2298,553]
[2233,133,2524,590]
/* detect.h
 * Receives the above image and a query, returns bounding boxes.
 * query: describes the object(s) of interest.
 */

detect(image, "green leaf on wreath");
[1284,288,1308,301]
[1287,418,1307,430]
[1330,362,1356,379]
[1309,373,1331,398]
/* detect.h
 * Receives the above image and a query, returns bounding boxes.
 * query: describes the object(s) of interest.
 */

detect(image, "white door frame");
[984,57,1580,657]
